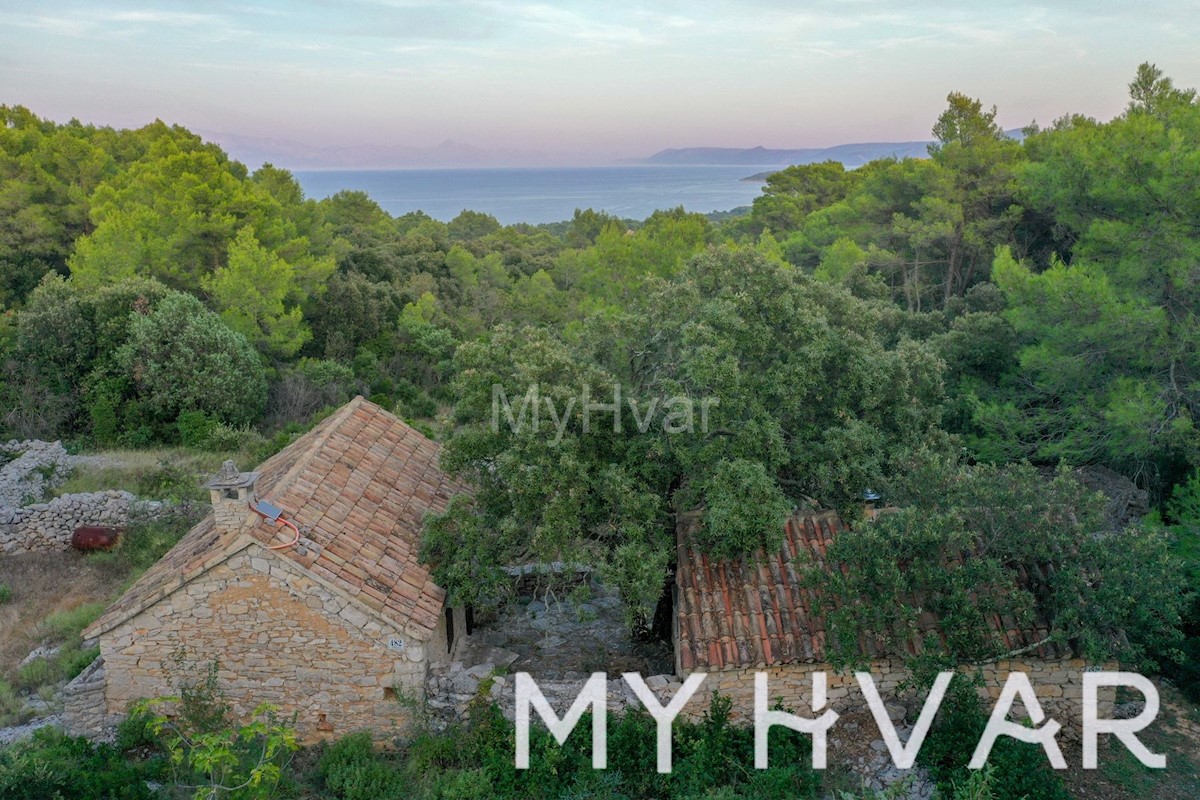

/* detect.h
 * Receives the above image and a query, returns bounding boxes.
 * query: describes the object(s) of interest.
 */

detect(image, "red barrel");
[71,526,122,551]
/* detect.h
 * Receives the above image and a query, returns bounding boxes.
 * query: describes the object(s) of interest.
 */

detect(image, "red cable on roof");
[248,501,302,550]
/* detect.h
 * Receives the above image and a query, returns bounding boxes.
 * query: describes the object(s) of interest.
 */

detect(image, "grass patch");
[39,602,107,640]
[51,447,258,502]
[86,509,202,581]
[7,602,108,695]
[14,658,59,692]
[0,584,11,605]
[0,679,30,727]
[13,641,100,692]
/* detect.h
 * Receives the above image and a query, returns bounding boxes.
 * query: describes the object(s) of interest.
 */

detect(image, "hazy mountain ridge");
[199,129,1027,171]
[643,129,1027,171]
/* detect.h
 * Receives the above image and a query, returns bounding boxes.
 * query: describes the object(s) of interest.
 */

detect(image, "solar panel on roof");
[252,499,284,522]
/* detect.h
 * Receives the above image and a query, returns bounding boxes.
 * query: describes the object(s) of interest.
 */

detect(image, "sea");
[293,165,775,225]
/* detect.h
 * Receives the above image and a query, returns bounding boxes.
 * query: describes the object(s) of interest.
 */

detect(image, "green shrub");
[177,409,215,447]
[425,768,494,800]
[380,693,818,800]
[921,675,1069,800]
[117,291,268,428]
[87,390,121,445]
[62,644,101,680]
[396,391,438,420]
[202,421,265,453]
[134,459,200,502]
[0,583,12,604]
[0,727,160,800]
[133,660,298,800]
[116,706,162,753]
[14,657,61,691]
[90,509,199,574]
[318,731,408,800]
[1159,472,1200,702]
[1166,469,1200,527]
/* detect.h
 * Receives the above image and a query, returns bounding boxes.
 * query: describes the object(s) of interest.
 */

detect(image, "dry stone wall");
[0,440,172,554]
[61,657,114,739]
[0,440,84,508]
[442,656,1114,739]
[0,490,171,554]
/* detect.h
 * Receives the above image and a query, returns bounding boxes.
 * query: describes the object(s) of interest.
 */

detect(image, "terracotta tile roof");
[85,397,468,642]
[674,509,1063,671]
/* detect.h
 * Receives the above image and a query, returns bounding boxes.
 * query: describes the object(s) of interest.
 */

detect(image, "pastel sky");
[1,0,1198,163]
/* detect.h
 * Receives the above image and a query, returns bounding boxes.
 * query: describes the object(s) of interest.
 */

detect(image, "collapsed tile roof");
[84,396,468,643]
[673,509,1063,671]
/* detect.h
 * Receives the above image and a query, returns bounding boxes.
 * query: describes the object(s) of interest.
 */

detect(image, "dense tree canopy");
[0,66,1195,672]
[423,247,948,614]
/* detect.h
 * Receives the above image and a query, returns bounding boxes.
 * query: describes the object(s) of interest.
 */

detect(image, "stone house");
[673,509,1110,728]
[70,397,471,741]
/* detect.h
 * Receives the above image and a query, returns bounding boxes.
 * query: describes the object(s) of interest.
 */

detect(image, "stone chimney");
[862,488,881,522]
[206,460,260,532]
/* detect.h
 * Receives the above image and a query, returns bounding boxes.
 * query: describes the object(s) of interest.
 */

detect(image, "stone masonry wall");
[61,657,115,739]
[445,656,1113,740]
[0,440,82,508]
[0,490,172,554]
[97,542,430,743]
[701,657,1114,737]
[0,440,173,554]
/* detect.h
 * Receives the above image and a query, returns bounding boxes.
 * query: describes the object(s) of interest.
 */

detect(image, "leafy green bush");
[14,657,59,691]
[62,644,101,680]
[115,706,162,753]
[89,509,199,575]
[134,459,202,502]
[130,660,298,800]
[1159,471,1200,702]
[0,583,12,604]
[86,388,122,445]
[322,693,820,800]
[177,409,215,447]
[920,676,1069,800]
[116,291,268,428]
[0,727,161,800]
[202,421,264,453]
[137,700,298,800]
[317,731,408,800]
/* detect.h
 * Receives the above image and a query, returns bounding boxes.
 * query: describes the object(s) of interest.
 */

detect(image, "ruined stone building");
[673,509,1108,726]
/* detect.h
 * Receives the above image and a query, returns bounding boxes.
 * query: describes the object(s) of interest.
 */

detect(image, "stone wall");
[0,440,175,554]
[61,657,115,739]
[95,542,431,743]
[0,490,172,554]
[699,658,1113,737]
[436,656,1114,739]
[0,440,83,509]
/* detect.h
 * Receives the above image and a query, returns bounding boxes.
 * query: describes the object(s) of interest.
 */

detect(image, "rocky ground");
[468,579,673,679]
[0,440,102,510]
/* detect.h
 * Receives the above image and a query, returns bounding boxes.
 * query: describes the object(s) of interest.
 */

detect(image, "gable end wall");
[98,543,430,742]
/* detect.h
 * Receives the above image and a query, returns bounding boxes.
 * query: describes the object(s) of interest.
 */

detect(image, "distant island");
[640,129,1027,175]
